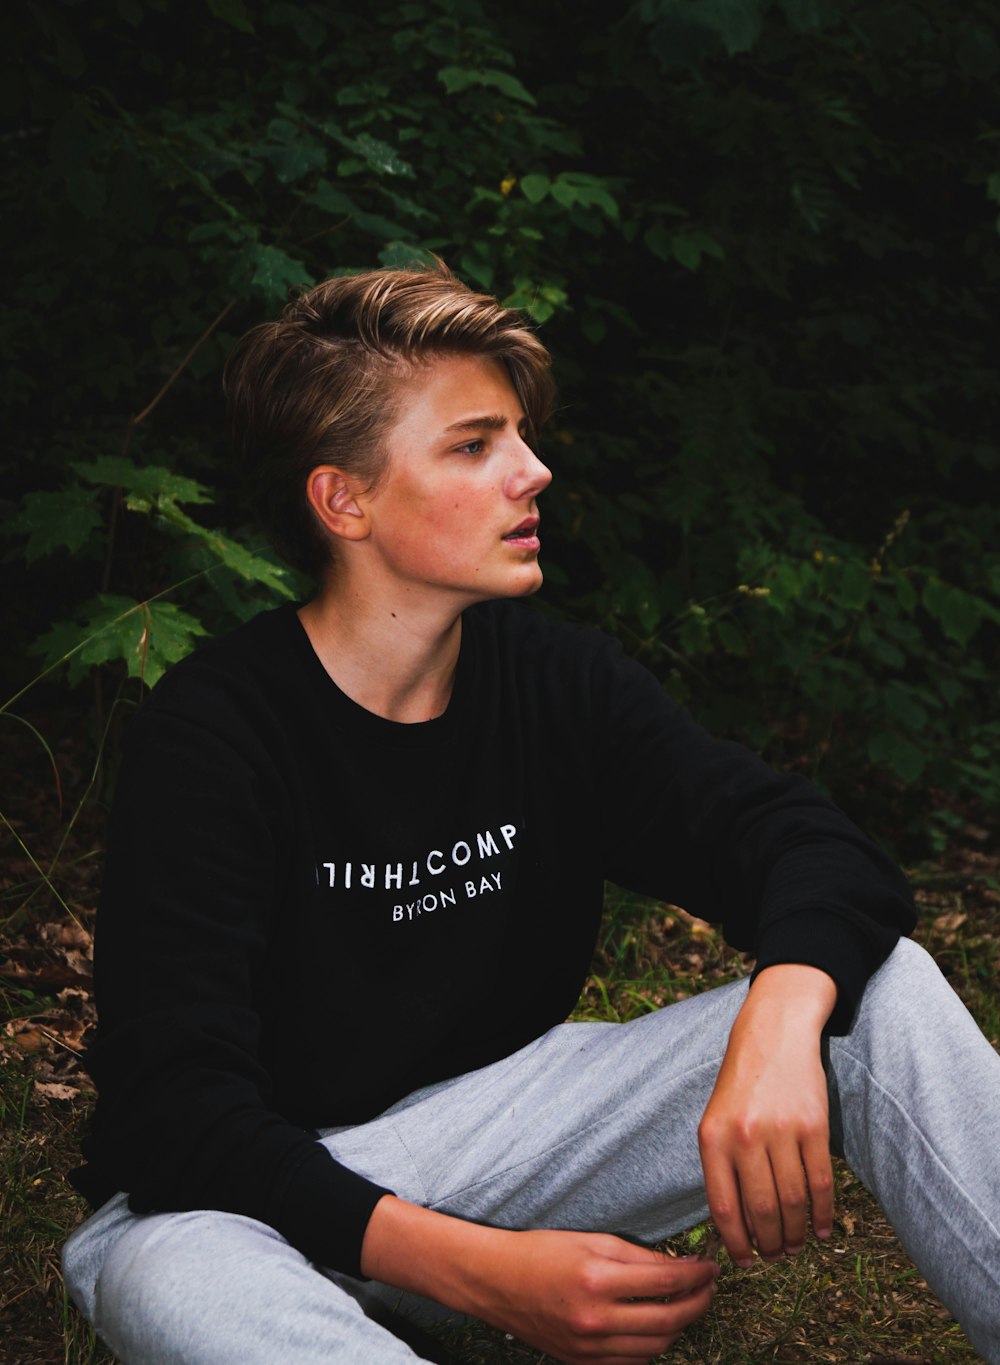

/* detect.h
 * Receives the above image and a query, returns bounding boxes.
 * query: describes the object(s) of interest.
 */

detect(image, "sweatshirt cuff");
[750,909,884,1035]
[273,1144,394,1278]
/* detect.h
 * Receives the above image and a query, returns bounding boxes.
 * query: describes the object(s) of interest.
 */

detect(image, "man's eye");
[458,439,486,455]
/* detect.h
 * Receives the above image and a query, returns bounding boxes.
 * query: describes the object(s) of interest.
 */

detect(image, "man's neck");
[297,579,466,724]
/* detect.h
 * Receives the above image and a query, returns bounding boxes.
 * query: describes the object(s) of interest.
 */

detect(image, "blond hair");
[223,260,555,576]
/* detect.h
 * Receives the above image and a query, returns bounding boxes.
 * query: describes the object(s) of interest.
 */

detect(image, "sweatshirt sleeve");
[588,638,916,1033]
[73,698,391,1276]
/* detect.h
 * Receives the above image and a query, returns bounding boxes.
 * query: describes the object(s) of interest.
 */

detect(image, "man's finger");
[599,1253,720,1303]
[769,1143,810,1253]
[734,1150,786,1261]
[701,1147,756,1267]
[593,1280,719,1358]
[802,1130,835,1240]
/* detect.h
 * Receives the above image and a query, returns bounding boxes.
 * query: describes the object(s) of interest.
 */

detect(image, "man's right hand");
[472,1226,719,1363]
[360,1197,719,1364]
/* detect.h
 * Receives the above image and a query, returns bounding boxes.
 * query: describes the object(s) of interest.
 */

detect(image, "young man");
[64,263,1000,1364]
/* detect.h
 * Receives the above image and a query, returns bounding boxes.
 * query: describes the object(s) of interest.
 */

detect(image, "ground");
[2,716,998,1364]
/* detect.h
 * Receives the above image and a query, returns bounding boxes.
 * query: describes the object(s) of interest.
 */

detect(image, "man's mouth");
[502,518,540,541]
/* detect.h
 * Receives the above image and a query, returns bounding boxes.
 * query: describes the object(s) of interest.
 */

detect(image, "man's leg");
[65,942,1000,1361]
[827,937,1000,1365]
[327,943,1000,1363]
[61,980,750,1364]
[62,1193,444,1364]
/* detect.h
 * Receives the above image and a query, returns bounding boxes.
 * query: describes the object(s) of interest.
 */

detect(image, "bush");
[4,0,999,845]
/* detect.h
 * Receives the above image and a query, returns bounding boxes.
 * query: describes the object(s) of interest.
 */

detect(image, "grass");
[0,1057,113,1364]
[2,764,998,1361]
[434,1166,982,1364]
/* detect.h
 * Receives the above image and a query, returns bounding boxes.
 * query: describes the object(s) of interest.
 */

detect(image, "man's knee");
[847,936,941,1031]
[831,935,979,1097]
[94,1210,288,1355]
[875,935,936,980]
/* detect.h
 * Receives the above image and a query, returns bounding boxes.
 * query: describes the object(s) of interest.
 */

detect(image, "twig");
[37,1027,85,1057]
[0,809,73,918]
[909,871,998,890]
[129,294,239,432]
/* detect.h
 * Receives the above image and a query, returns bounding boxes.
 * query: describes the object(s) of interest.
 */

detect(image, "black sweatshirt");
[72,600,916,1275]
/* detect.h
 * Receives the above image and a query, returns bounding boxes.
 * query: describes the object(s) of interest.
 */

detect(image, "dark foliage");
[4,0,999,847]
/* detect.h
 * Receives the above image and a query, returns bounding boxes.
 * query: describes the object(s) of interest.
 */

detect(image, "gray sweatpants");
[62,940,1000,1363]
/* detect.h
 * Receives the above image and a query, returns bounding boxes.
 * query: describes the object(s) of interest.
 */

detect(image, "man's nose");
[504,440,552,499]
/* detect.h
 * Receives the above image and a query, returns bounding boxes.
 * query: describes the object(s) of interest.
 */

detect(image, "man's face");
[357,352,552,608]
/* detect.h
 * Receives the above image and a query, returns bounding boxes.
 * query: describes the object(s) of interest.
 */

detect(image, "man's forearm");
[748,961,838,1028]
[360,1193,508,1315]
[359,1194,720,1364]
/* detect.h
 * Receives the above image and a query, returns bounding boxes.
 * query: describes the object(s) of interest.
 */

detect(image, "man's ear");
[305,466,372,542]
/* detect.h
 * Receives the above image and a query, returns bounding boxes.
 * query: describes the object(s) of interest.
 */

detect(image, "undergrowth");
[3,864,998,1362]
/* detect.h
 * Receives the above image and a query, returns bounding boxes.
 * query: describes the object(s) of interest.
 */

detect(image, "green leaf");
[32,596,208,688]
[555,173,619,219]
[956,23,1000,81]
[69,463,290,596]
[671,229,725,270]
[205,0,255,34]
[49,104,107,218]
[643,0,765,56]
[867,731,926,784]
[195,531,294,596]
[704,0,765,55]
[644,224,723,268]
[6,487,103,562]
[65,166,108,219]
[643,224,674,261]
[240,243,310,303]
[352,209,415,242]
[376,186,435,223]
[258,119,326,184]
[523,297,556,323]
[150,504,295,597]
[761,561,804,613]
[40,7,87,75]
[637,595,661,633]
[503,276,568,323]
[837,560,872,611]
[520,174,550,204]
[349,134,414,178]
[895,573,918,614]
[922,579,985,647]
[580,311,607,344]
[282,7,325,45]
[779,0,833,33]
[866,636,905,670]
[437,67,537,106]
[336,83,388,107]
[309,180,360,217]
[883,684,930,732]
[378,242,438,269]
[714,618,748,656]
[671,234,703,271]
[677,602,712,654]
[187,221,232,243]
[73,459,213,509]
[460,253,495,289]
[437,66,477,95]
[550,177,577,209]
